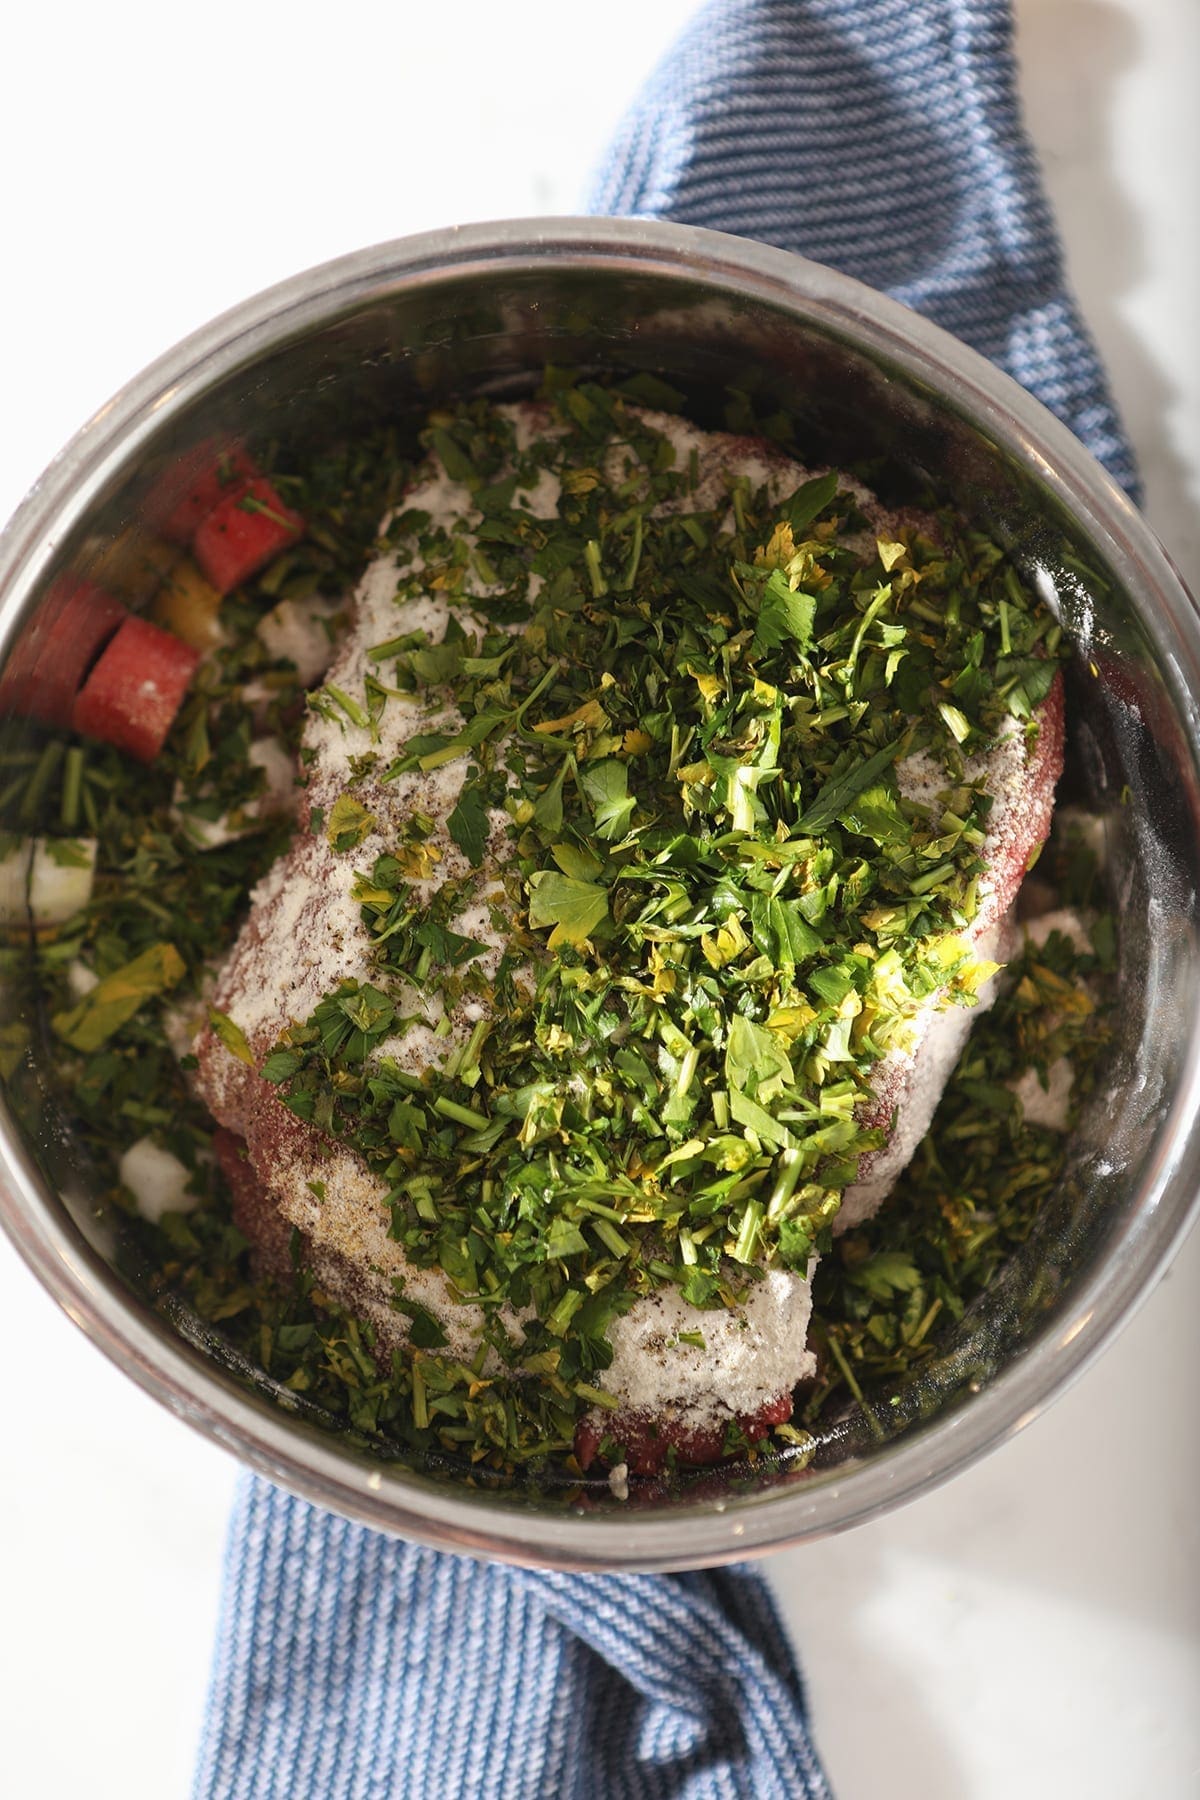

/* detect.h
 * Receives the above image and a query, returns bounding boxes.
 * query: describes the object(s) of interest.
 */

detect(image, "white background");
[0,3,1197,1796]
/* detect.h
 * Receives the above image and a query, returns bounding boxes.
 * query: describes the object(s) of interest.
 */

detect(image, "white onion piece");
[118,1138,197,1222]
[0,837,96,928]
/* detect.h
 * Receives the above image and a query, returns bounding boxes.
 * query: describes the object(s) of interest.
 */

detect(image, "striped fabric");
[193,1473,830,1799]
[196,4,1137,1797]
[589,0,1138,498]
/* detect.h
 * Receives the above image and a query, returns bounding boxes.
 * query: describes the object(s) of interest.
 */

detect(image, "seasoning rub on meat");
[194,392,1065,1475]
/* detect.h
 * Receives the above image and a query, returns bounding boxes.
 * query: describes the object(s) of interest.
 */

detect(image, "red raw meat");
[973,671,1065,926]
[575,1392,794,1477]
[213,1128,297,1285]
[0,577,127,727]
[192,478,305,595]
[71,615,200,762]
[839,671,1066,1228]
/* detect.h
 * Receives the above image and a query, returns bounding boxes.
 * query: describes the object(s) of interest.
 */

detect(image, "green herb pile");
[230,379,1072,1464]
[808,888,1112,1416]
[0,378,1107,1483]
[161,895,1110,1469]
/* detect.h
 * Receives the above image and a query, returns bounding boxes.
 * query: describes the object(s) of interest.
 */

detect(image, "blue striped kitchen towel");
[195,4,1137,1798]
[590,0,1138,499]
[193,1473,828,1799]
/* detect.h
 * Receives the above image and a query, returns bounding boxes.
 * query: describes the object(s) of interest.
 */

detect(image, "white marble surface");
[0,3,1196,1796]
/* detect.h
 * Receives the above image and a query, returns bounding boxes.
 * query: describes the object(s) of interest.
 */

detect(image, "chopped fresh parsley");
[0,384,1103,1489]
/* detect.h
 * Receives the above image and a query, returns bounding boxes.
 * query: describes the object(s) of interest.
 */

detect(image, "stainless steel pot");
[0,219,1196,1569]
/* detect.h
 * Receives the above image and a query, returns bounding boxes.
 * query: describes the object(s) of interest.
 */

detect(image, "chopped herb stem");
[765,1149,804,1224]
[322,684,371,730]
[432,1096,492,1130]
[411,1360,429,1429]
[910,861,956,895]
[591,1218,632,1258]
[573,1382,621,1411]
[621,514,644,591]
[583,539,607,599]
[826,1331,865,1404]
[60,747,85,831]
[733,1199,764,1265]
[546,1289,584,1337]
[19,740,64,828]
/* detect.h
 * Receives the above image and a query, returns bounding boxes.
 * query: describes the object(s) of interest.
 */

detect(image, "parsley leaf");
[780,470,839,536]
[208,1009,254,1067]
[725,1013,794,1101]
[580,760,635,841]
[527,872,609,947]
[447,781,490,867]
[795,740,902,834]
[51,943,186,1052]
[327,793,377,854]
[753,570,817,655]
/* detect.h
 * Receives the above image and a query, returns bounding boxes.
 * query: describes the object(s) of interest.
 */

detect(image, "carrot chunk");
[142,440,258,544]
[0,576,128,727]
[71,615,200,762]
[192,477,305,595]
